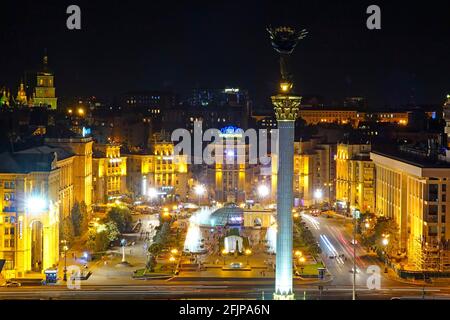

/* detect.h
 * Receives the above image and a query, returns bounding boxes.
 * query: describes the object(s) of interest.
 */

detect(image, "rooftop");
[371,146,450,169]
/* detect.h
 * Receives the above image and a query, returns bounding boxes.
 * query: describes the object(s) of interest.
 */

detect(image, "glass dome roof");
[209,203,244,227]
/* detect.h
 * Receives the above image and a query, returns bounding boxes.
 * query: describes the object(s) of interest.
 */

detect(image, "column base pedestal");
[273,292,295,300]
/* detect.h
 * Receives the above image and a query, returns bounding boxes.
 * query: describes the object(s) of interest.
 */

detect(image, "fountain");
[265,223,277,254]
[183,206,216,253]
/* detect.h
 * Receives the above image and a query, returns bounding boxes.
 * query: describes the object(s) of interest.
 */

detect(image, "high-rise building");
[32,54,57,110]
[336,143,375,213]
[92,144,127,203]
[371,149,450,271]
[211,127,247,203]
[125,141,189,201]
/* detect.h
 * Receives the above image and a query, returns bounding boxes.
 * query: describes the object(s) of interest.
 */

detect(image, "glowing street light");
[77,108,85,116]
[257,185,270,198]
[245,249,252,265]
[314,189,323,201]
[294,250,302,257]
[26,196,47,214]
[61,240,69,281]
[382,237,389,246]
[222,249,228,265]
[194,184,206,205]
[194,184,206,195]
[171,248,179,255]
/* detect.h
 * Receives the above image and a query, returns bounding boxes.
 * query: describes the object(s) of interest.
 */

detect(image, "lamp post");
[352,209,360,300]
[194,184,206,206]
[245,249,252,266]
[222,249,227,266]
[169,256,176,273]
[382,236,389,273]
[61,240,69,282]
[257,185,270,206]
[120,239,127,263]
[314,189,323,207]
[298,256,306,274]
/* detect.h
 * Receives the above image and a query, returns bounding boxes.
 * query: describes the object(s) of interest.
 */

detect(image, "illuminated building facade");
[15,146,75,220]
[336,143,375,213]
[212,127,247,203]
[0,152,61,279]
[93,144,127,203]
[299,108,362,127]
[272,139,336,207]
[32,54,57,110]
[46,137,93,213]
[126,140,189,200]
[371,150,450,271]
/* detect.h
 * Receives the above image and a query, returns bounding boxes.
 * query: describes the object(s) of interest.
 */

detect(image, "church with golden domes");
[0,53,57,109]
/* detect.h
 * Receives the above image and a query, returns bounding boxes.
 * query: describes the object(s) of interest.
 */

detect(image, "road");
[1,281,449,300]
[301,212,404,288]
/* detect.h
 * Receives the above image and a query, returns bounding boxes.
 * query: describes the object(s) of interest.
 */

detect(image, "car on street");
[349,267,360,274]
[229,262,243,269]
[3,281,21,287]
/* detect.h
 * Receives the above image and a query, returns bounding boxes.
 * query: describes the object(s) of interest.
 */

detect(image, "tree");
[148,243,163,257]
[71,201,82,236]
[80,201,90,233]
[94,230,110,252]
[146,254,157,272]
[106,206,132,233]
[104,221,120,242]
[61,216,74,244]
[362,216,400,255]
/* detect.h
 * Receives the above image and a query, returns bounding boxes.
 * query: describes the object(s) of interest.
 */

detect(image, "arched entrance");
[31,221,43,272]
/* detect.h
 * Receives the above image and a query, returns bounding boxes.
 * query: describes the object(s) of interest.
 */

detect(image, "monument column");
[267,26,307,300]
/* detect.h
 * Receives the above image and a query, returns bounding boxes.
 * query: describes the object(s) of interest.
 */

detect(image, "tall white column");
[272,94,301,300]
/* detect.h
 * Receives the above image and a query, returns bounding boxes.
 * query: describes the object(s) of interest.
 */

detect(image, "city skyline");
[1,0,450,108]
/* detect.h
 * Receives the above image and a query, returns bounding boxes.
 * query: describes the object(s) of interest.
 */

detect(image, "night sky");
[1,0,449,108]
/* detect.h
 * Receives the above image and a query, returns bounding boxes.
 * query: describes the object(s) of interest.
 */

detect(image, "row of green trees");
[357,212,400,257]
[60,201,89,244]
[294,218,322,257]
[146,215,183,272]
[86,206,133,253]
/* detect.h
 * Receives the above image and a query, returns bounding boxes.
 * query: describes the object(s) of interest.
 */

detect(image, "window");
[443,184,447,192]
[429,184,439,202]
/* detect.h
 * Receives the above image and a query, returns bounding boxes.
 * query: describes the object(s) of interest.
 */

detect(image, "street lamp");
[194,184,206,206]
[314,189,323,206]
[245,249,252,266]
[61,240,69,281]
[171,248,179,255]
[257,185,270,202]
[298,256,306,274]
[294,250,302,258]
[222,249,228,265]
[120,238,127,263]
[26,196,47,214]
[148,187,158,199]
[382,237,389,273]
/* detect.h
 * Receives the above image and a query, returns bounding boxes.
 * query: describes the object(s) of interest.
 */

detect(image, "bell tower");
[33,52,57,110]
